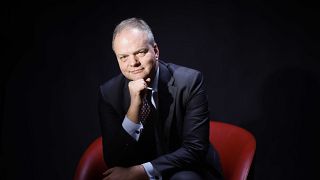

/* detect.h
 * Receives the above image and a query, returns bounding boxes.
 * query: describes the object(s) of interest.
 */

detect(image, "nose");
[128,55,140,67]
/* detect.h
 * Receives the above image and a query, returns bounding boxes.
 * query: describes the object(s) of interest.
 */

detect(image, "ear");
[153,43,159,59]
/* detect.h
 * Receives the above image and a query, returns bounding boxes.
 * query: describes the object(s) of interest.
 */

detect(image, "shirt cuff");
[122,116,143,141]
[142,162,162,180]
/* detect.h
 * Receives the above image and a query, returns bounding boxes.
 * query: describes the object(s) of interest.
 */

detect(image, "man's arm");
[98,89,138,167]
[151,71,210,176]
[99,78,152,179]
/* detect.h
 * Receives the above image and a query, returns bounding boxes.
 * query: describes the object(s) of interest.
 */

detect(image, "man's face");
[113,28,159,81]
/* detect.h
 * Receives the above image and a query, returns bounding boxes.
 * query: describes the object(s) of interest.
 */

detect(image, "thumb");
[145,78,151,84]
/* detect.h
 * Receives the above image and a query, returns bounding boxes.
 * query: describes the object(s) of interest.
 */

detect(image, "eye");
[136,49,148,57]
[119,55,128,62]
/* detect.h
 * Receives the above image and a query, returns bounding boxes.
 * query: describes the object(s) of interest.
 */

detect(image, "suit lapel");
[158,62,177,149]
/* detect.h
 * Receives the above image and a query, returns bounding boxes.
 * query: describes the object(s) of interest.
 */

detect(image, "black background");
[1,0,319,179]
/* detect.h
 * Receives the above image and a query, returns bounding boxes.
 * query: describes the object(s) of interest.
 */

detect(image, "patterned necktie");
[139,91,152,125]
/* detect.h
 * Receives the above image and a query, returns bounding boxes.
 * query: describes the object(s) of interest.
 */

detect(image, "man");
[98,18,222,180]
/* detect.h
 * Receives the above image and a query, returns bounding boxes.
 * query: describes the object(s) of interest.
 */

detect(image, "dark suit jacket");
[98,61,222,178]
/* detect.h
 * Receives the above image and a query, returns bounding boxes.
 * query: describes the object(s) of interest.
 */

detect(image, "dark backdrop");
[1,0,319,179]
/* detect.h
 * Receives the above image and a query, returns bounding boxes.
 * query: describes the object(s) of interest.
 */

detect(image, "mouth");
[130,68,144,74]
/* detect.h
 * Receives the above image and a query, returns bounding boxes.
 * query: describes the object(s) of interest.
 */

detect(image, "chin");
[126,74,146,81]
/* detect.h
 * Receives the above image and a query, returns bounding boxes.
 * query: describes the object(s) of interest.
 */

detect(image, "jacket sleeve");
[98,87,140,167]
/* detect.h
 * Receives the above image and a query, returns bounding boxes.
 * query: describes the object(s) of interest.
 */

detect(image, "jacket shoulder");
[99,74,125,101]
[165,62,203,85]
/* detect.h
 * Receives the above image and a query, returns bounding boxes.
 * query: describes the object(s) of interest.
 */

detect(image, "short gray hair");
[112,18,155,49]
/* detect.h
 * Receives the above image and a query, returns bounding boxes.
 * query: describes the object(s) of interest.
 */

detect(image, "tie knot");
[145,89,152,100]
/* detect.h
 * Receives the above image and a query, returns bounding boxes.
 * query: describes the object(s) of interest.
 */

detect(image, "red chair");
[74,121,256,180]
[210,121,256,180]
[74,137,107,180]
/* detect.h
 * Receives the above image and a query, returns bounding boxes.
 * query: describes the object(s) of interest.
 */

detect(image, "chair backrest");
[74,121,256,180]
[74,137,106,180]
[209,121,256,180]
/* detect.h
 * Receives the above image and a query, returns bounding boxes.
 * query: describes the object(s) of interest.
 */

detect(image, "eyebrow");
[117,47,148,56]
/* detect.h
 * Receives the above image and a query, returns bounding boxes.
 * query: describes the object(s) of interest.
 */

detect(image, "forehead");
[113,28,149,54]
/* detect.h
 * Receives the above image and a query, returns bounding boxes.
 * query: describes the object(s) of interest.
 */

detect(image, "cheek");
[143,61,153,71]
[118,63,128,73]
[144,56,155,67]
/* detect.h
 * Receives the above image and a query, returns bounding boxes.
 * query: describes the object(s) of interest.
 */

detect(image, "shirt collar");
[151,65,159,93]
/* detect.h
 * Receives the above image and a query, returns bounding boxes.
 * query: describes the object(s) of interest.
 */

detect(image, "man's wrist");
[131,165,148,180]
[142,162,161,180]
[122,116,143,141]
[127,105,140,123]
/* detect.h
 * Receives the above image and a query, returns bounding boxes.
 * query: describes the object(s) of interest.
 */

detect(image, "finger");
[128,80,145,90]
[145,78,151,83]
[103,175,111,180]
[103,168,113,176]
[139,80,148,89]
[136,79,147,87]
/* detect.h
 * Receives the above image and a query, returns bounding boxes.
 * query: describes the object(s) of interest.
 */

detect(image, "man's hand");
[127,78,151,123]
[128,78,151,104]
[102,165,149,180]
